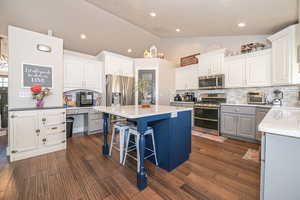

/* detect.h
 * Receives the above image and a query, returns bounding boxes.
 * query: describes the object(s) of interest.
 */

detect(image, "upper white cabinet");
[98,51,134,77]
[175,64,198,90]
[64,53,103,92]
[197,49,225,76]
[268,24,300,85]
[225,55,246,88]
[224,49,271,88]
[245,50,271,87]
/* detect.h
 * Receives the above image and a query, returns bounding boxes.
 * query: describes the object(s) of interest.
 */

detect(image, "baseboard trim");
[10,143,66,162]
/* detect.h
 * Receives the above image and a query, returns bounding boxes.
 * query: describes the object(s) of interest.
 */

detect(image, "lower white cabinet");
[9,108,66,162]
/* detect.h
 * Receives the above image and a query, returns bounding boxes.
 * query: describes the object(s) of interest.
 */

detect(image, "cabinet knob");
[42,118,46,122]
[42,138,47,143]
[62,130,66,133]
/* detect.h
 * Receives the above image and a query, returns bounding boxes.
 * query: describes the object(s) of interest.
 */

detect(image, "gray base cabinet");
[220,105,256,140]
[261,133,300,200]
[237,114,255,139]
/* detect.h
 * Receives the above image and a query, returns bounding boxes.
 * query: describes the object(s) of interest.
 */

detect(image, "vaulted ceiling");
[0,0,298,57]
[87,0,298,37]
[0,0,160,57]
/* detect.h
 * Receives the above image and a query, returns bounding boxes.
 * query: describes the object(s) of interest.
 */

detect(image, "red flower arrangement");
[30,85,51,108]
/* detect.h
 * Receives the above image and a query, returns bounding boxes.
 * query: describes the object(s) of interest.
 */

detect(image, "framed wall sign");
[22,63,53,88]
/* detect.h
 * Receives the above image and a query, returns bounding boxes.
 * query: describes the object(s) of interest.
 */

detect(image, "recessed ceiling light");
[238,23,246,27]
[176,28,181,32]
[149,12,156,17]
[80,34,87,39]
[127,49,132,53]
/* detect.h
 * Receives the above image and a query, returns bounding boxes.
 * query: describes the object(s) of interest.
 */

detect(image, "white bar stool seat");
[109,121,133,163]
[122,126,158,170]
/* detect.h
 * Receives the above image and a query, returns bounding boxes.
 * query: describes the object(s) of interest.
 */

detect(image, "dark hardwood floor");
[0,133,260,200]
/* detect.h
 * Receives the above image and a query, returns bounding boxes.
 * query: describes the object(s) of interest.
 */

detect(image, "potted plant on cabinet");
[137,79,152,108]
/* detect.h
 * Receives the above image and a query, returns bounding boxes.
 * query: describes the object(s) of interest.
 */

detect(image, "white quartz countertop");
[93,105,193,119]
[258,107,300,138]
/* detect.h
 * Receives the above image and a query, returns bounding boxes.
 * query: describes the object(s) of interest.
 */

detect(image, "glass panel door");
[138,70,156,104]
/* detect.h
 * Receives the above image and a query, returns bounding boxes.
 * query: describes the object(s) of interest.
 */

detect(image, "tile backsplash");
[176,85,300,107]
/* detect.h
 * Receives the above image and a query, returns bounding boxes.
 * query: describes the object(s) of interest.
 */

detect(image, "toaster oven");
[247,92,266,104]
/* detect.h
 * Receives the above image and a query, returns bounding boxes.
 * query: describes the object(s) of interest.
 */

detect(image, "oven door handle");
[194,106,219,110]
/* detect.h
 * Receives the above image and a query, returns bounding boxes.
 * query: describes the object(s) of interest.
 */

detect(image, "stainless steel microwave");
[198,74,225,90]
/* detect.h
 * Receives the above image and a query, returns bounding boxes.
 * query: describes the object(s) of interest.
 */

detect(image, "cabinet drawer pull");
[11,150,18,154]
[62,122,66,124]
[36,129,41,133]
[51,127,58,130]
[62,140,66,143]
[62,130,66,133]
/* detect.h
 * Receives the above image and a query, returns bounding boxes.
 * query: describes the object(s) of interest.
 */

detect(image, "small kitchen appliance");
[272,89,283,106]
[76,91,94,107]
[174,94,182,101]
[182,92,196,102]
[194,93,226,135]
[247,92,266,104]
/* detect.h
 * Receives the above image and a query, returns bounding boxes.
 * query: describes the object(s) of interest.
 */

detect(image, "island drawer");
[221,105,256,115]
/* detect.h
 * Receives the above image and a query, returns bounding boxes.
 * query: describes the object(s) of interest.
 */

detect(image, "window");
[0,76,8,87]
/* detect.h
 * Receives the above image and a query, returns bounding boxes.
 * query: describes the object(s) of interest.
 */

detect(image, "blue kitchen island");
[94,105,192,190]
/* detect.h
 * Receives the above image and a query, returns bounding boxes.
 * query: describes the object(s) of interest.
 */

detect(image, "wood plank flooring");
[0,133,260,200]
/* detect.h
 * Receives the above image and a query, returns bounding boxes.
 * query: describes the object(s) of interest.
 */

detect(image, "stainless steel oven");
[194,105,219,130]
[194,93,226,135]
[198,74,224,90]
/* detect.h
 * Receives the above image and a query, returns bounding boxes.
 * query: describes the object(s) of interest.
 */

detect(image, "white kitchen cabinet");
[224,55,246,88]
[197,49,225,76]
[245,49,271,87]
[64,53,103,92]
[84,60,102,91]
[175,64,198,90]
[98,51,134,77]
[268,24,300,85]
[64,59,85,89]
[9,109,66,161]
[9,111,39,153]
[225,49,271,88]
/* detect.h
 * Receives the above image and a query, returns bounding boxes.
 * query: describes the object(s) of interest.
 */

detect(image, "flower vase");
[36,99,44,108]
[141,99,151,108]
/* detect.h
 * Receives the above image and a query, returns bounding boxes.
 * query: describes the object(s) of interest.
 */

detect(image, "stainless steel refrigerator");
[106,75,135,106]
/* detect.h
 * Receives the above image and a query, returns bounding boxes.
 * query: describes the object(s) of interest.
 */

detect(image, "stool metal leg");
[109,127,115,156]
[151,132,158,166]
[119,129,126,164]
[122,131,131,166]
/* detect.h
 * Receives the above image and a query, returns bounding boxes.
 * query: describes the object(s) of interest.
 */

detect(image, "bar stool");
[122,126,158,170]
[109,121,133,164]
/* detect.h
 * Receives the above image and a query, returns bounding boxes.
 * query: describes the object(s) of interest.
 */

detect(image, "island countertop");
[258,107,300,138]
[93,105,193,119]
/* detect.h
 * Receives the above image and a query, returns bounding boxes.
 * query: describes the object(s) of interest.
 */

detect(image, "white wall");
[158,35,270,65]
[8,26,64,109]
